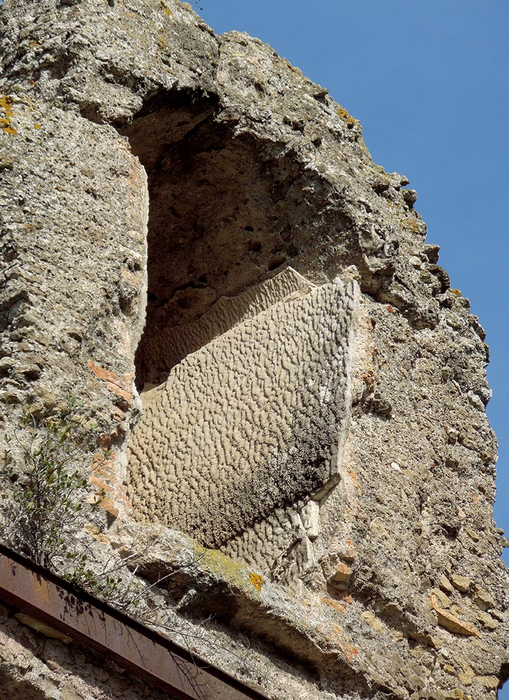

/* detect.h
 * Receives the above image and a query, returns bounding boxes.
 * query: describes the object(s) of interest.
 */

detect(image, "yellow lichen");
[450,288,462,297]
[361,610,385,634]
[401,217,422,233]
[33,124,42,130]
[336,106,358,126]
[195,545,264,594]
[160,1,172,16]
[0,95,17,135]
[194,542,249,589]
[248,572,264,592]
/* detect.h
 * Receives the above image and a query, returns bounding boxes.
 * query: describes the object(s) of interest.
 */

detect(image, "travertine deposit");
[128,275,358,582]
[0,0,507,699]
[138,266,317,386]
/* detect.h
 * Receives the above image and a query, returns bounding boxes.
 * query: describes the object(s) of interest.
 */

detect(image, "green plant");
[0,401,173,610]
[0,400,94,568]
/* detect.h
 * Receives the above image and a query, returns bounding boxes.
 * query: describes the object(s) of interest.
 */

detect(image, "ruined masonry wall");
[0,0,507,698]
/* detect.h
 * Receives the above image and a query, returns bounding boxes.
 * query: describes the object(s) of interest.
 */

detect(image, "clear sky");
[197,1,508,694]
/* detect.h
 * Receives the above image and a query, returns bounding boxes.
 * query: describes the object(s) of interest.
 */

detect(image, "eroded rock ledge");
[0,1,507,699]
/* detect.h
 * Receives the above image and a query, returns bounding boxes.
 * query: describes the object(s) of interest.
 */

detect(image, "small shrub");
[0,400,94,569]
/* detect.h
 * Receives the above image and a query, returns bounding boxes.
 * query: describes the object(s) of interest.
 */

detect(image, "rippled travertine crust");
[139,266,317,386]
[1,0,507,697]
[128,277,358,560]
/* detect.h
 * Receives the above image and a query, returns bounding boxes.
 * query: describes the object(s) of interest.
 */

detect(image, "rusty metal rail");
[0,544,269,700]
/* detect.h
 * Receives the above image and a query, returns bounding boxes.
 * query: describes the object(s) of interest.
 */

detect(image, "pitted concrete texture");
[128,277,358,552]
[139,266,316,387]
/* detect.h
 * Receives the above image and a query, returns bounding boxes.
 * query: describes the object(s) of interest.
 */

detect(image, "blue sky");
[199,1,508,692]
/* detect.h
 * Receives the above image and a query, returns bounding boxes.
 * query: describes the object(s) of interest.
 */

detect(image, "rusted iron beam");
[0,544,269,700]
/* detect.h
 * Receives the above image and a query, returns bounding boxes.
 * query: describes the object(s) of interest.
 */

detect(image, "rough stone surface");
[138,265,317,386]
[0,601,178,700]
[0,0,507,699]
[128,276,358,581]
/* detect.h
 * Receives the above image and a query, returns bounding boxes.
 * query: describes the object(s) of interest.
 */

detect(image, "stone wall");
[0,1,507,698]
[0,601,176,700]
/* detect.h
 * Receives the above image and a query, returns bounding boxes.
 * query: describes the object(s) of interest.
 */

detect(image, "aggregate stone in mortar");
[0,1,507,698]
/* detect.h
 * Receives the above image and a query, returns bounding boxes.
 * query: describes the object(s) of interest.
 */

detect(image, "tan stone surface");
[140,266,316,385]
[128,278,358,562]
[0,0,507,697]
[431,595,480,637]
[451,574,472,593]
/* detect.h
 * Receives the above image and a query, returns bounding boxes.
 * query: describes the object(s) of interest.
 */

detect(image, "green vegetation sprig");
[0,399,93,569]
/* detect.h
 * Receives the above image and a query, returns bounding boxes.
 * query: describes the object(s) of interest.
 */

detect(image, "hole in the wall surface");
[121,88,361,583]
[248,240,262,253]
[120,87,357,391]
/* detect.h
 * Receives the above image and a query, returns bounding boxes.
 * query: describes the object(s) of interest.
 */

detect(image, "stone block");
[329,563,352,591]
[451,574,472,593]
[128,277,358,560]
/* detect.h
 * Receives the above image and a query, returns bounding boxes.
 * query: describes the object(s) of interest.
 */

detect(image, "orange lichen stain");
[336,106,358,127]
[401,217,422,233]
[361,371,375,393]
[0,95,17,135]
[347,469,358,484]
[347,469,362,493]
[321,596,347,614]
[387,305,395,313]
[471,494,479,504]
[248,572,264,592]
